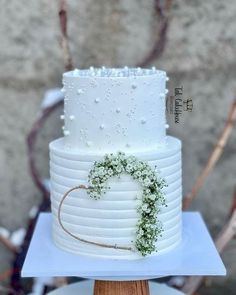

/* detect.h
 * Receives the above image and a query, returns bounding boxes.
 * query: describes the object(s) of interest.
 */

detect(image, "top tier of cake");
[61,67,168,153]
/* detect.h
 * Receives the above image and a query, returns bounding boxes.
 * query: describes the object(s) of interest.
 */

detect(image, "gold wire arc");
[57,184,134,251]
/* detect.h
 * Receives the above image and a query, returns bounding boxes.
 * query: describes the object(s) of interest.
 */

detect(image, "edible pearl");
[64,130,70,136]
[73,69,79,76]
[100,124,105,130]
[165,89,169,94]
[132,83,137,89]
[60,115,65,120]
[116,108,121,113]
[69,115,75,121]
[160,93,165,98]
[61,87,66,93]
[95,98,100,103]
[141,118,147,124]
[77,89,84,95]
[166,76,169,81]
[165,124,169,129]
[86,141,92,147]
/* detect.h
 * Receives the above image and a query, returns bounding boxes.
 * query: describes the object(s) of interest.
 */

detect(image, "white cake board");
[21,212,226,280]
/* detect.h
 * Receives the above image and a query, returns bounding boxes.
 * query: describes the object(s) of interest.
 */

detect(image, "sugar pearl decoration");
[69,115,75,121]
[77,89,84,95]
[73,69,79,76]
[116,107,121,113]
[68,83,74,89]
[100,124,105,130]
[86,141,92,147]
[64,130,70,136]
[141,118,147,124]
[137,67,142,74]
[165,89,169,94]
[166,76,169,81]
[60,115,65,120]
[165,124,170,129]
[95,98,100,103]
[61,126,65,130]
[62,67,165,78]
[160,93,165,98]
[61,87,66,93]
[132,83,137,89]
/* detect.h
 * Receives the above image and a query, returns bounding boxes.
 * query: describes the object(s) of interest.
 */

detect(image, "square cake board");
[21,212,226,280]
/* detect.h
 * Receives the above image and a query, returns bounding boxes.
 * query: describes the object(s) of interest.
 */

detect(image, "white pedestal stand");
[22,212,226,294]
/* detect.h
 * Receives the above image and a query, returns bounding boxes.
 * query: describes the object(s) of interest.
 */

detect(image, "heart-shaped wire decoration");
[57,184,134,252]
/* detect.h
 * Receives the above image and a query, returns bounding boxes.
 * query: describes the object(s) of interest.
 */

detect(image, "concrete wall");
[0,0,236,289]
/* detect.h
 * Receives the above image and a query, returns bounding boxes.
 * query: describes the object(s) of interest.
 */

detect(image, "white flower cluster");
[87,152,167,256]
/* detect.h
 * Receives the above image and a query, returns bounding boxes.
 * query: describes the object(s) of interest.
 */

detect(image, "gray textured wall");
[0,0,236,289]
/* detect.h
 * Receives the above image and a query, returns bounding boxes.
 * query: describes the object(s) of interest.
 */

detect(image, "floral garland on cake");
[87,152,167,256]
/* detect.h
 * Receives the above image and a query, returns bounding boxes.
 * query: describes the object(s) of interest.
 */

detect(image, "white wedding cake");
[50,67,182,259]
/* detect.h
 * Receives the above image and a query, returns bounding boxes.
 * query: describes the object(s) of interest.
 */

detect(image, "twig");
[183,99,236,210]
[137,0,172,67]
[181,209,236,294]
[215,209,236,253]
[0,235,17,254]
[0,268,19,282]
[0,283,19,295]
[58,0,171,69]
[59,0,73,71]
[27,100,63,199]
[229,189,236,216]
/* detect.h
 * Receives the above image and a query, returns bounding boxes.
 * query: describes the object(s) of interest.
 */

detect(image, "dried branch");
[27,100,63,199]
[0,235,17,254]
[0,268,19,283]
[229,188,236,216]
[181,209,236,295]
[59,0,73,71]
[58,0,171,69]
[0,284,18,294]
[137,0,172,67]
[183,99,236,210]
[216,209,236,253]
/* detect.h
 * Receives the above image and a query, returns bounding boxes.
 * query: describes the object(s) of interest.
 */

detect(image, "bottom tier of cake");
[49,136,182,259]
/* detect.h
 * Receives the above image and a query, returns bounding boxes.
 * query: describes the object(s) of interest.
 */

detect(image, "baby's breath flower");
[87,152,167,256]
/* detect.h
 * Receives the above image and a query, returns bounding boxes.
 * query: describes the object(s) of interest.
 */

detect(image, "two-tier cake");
[49,67,182,259]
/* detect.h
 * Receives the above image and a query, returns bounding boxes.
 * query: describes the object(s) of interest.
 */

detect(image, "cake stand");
[21,212,226,294]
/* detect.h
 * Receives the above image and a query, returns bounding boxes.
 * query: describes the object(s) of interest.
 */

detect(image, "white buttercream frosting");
[50,136,182,259]
[62,67,168,153]
[49,67,182,259]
